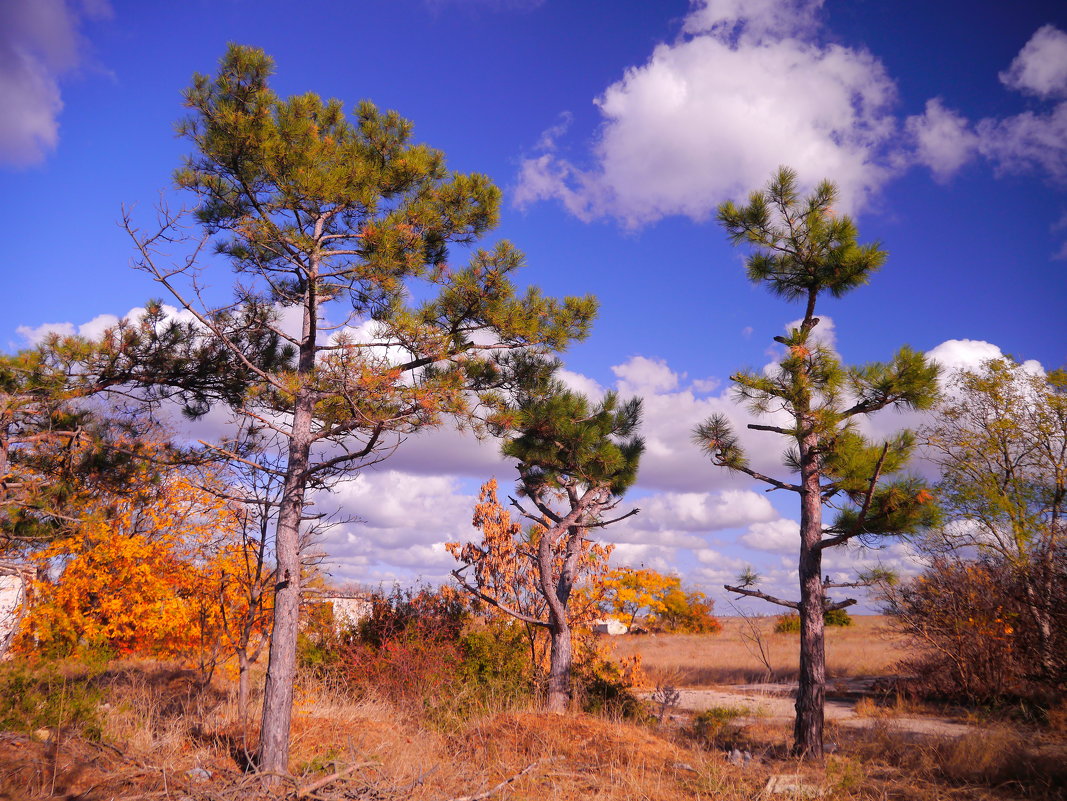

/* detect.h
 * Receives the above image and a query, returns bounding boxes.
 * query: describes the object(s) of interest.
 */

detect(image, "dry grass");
[2,655,1065,801]
[611,615,906,687]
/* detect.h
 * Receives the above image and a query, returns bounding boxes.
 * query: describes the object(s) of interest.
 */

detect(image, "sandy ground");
[660,683,978,740]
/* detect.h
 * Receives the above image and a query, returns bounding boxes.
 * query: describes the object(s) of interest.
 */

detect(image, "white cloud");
[641,489,777,531]
[612,355,679,395]
[515,0,899,225]
[608,355,790,492]
[557,368,606,400]
[904,98,978,182]
[925,338,1043,377]
[740,517,799,553]
[16,312,120,345]
[977,102,1067,183]
[908,26,1067,191]
[682,0,823,41]
[602,488,778,550]
[16,321,76,344]
[0,0,110,166]
[999,24,1067,99]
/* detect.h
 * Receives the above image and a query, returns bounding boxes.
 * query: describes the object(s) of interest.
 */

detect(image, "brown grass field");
[610,615,907,687]
[3,663,1065,801]
[1,618,1064,800]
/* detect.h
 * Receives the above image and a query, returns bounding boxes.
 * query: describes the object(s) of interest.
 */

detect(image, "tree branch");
[450,570,549,628]
[723,584,799,610]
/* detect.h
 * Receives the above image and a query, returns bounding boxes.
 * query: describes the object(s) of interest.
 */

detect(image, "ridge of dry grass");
[2,649,1065,801]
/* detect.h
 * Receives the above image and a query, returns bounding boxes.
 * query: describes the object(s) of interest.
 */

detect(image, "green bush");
[0,659,103,741]
[775,609,853,632]
[774,613,801,633]
[459,621,533,705]
[693,705,748,743]
[824,608,853,627]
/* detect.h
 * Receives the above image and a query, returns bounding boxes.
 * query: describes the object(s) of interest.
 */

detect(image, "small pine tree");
[452,363,643,711]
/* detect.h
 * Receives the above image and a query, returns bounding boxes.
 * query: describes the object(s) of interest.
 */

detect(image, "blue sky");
[3,0,1065,610]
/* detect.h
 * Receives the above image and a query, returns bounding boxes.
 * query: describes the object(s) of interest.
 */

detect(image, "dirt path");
[666,684,977,740]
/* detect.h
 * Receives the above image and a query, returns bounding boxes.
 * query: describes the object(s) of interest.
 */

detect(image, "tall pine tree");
[125,45,596,774]
[694,168,939,757]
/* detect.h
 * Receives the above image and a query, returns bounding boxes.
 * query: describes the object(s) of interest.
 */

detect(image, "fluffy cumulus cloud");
[16,312,119,345]
[925,338,1044,376]
[904,98,979,182]
[516,3,1067,259]
[515,0,900,224]
[0,0,110,166]
[999,24,1067,99]
[740,518,799,553]
[904,25,1067,188]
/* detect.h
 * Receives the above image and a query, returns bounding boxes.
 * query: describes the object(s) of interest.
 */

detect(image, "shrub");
[655,587,723,634]
[774,613,801,633]
[882,555,1067,710]
[824,608,853,627]
[775,608,852,633]
[458,621,533,705]
[0,659,103,741]
[692,705,748,744]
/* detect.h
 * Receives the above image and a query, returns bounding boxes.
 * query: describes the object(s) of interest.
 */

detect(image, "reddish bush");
[883,554,1066,709]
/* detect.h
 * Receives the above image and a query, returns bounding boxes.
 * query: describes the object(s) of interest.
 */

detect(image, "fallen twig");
[293,761,375,799]
[435,761,540,801]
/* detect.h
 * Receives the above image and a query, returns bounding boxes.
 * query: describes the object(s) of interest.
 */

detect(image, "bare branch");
[435,761,541,801]
[451,570,549,628]
[724,584,799,610]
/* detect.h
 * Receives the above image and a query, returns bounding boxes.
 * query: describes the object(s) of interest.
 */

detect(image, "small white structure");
[0,567,31,657]
[592,618,629,636]
[321,593,373,633]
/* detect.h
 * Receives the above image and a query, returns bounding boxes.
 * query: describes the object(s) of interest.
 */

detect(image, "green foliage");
[0,659,103,741]
[693,705,749,743]
[503,376,644,498]
[775,609,852,632]
[922,358,1066,561]
[774,613,801,633]
[717,168,885,301]
[694,167,940,599]
[458,621,533,705]
[823,607,853,627]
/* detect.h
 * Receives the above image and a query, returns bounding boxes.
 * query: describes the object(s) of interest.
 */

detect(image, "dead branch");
[723,584,799,609]
[435,761,540,801]
[293,761,375,798]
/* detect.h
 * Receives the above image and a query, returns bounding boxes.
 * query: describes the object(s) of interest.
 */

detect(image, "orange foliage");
[17,473,268,663]
[446,479,611,632]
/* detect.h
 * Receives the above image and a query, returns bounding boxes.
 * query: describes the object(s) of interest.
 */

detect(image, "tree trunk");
[794,427,825,758]
[546,616,572,713]
[256,451,307,776]
[237,650,250,724]
[257,284,318,777]
[1021,572,1055,678]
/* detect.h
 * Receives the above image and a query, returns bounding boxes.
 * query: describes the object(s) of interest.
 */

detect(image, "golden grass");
[2,655,1065,801]
[610,615,907,687]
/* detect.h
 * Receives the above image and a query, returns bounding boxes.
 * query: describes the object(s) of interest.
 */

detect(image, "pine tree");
[123,45,596,774]
[452,366,642,711]
[693,168,940,757]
